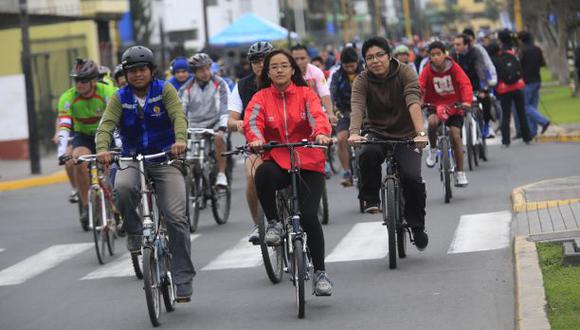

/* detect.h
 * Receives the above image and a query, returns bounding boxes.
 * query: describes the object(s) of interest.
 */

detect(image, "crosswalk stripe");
[326,222,388,263]
[82,234,200,280]
[0,243,92,286]
[448,210,511,254]
[201,237,262,271]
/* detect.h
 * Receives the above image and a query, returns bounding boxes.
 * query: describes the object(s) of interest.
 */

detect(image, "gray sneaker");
[313,270,333,296]
[126,235,142,254]
[265,221,283,246]
[248,225,260,245]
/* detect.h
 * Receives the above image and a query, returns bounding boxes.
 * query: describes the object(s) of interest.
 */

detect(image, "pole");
[286,0,292,48]
[19,0,41,174]
[403,0,412,40]
[202,0,210,50]
[514,0,523,31]
[159,18,166,74]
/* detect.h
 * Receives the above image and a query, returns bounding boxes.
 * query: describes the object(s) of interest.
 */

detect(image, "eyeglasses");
[365,51,388,62]
[74,78,91,84]
[269,63,291,72]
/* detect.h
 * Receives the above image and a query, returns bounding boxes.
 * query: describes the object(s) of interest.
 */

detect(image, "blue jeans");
[524,82,549,136]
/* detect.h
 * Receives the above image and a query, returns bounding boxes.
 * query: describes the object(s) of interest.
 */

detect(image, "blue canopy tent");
[210,13,298,46]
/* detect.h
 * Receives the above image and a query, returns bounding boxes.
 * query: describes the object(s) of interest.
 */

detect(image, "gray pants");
[114,162,195,285]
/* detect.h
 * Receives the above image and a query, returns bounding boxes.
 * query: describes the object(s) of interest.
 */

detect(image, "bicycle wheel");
[211,185,231,225]
[478,126,488,162]
[90,189,107,264]
[188,171,202,233]
[318,182,329,225]
[384,179,398,269]
[465,118,474,171]
[131,253,143,279]
[441,138,452,204]
[293,239,306,319]
[397,228,407,258]
[143,247,162,327]
[258,216,284,283]
[160,244,176,312]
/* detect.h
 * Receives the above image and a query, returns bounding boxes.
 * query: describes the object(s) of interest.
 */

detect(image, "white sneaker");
[216,172,228,187]
[455,171,468,187]
[425,148,437,168]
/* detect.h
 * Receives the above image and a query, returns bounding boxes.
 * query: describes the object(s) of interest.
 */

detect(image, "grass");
[536,242,580,329]
[538,67,580,125]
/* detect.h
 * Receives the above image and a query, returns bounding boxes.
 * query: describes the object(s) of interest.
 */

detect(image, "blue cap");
[171,57,190,73]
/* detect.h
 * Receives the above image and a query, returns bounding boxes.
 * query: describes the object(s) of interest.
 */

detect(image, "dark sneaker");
[313,271,333,296]
[176,282,192,303]
[364,201,381,214]
[541,121,551,134]
[115,213,126,237]
[248,225,260,245]
[341,171,353,187]
[265,221,283,246]
[126,235,142,254]
[412,228,429,251]
[80,206,89,231]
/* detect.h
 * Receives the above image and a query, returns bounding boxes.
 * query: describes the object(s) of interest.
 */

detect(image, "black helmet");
[70,58,99,80]
[188,53,212,69]
[248,41,273,61]
[113,64,124,79]
[121,46,155,70]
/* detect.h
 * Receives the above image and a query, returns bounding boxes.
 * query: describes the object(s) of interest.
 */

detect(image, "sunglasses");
[74,78,91,84]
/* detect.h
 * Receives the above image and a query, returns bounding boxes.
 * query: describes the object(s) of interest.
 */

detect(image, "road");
[1,140,578,330]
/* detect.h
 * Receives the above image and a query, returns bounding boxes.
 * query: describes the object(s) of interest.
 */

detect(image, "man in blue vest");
[95,46,195,302]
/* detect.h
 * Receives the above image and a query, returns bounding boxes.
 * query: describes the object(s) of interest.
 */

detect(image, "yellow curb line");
[0,170,68,192]
[534,133,580,143]
[511,179,580,213]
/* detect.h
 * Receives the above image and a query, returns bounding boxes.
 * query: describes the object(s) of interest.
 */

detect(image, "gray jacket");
[179,75,230,129]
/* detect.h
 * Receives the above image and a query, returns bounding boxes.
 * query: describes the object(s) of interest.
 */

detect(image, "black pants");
[498,89,531,145]
[478,94,492,124]
[358,134,426,229]
[254,161,326,271]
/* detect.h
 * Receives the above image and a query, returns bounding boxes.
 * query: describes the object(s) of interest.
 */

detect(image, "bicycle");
[358,138,416,269]
[75,154,122,265]
[185,128,231,233]
[348,144,364,213]
[116,151,178,327]
[462,98,487,171]
[59,155,89,231]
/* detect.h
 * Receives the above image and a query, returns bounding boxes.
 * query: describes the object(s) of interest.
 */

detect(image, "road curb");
[534,132,580,143]
[0,170,67,192]
[511,180,580,213]
[514,236,551,330]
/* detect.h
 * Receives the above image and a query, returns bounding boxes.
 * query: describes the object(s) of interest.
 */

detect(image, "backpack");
[496,51,522,84]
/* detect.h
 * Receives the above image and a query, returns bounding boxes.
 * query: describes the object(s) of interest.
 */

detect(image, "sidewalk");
[534,123,580,143]
[512,176,580,330]
[0,152,67,191]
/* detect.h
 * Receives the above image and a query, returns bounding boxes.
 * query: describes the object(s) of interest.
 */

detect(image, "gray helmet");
[70,58,99,80]
[248,41,273,61]
[98,65,111,78]
[188,53,212,69]
[121,45,155,70]
[113,64,124,79]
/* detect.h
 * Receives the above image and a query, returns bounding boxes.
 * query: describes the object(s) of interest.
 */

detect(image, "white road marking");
[82,234,200,280]
[326,222,388,263]
[0,243,92,286]
[0,248,5,253]
[202,237,262,271]
[448,210,511,254]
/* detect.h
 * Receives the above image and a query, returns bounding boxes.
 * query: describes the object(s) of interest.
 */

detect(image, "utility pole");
[159,18,166,74]
[202,0,210,50]
[514,0,523,31]
[402,0,412,40]
[19,0,41,174]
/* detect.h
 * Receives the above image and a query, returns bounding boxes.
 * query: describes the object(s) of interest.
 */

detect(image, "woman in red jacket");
[243,49,333,296]
[419,41,473,187]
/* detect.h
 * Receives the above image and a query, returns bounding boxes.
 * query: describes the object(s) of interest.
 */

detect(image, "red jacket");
[243,82,331,174]
[419,57,473,120]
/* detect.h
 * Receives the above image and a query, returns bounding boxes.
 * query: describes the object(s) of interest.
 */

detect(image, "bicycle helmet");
[70,58,99,80]
[188,53,212,70]
[98,65,111,78]
[121,45,155,70]
[113,64,124,79]
[394,45,410,55]
[247,41,273,61]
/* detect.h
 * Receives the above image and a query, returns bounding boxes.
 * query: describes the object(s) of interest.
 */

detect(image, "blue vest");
[118,79,175,157]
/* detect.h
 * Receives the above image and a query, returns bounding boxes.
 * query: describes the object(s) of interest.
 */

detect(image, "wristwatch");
[417,131,426,137]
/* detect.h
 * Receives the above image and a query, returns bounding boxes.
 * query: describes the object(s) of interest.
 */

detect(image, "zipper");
[281,91,289,143]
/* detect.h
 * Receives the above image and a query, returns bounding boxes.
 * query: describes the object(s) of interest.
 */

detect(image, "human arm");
[473,47,489,90]
[227,84,244,132]
[401,64,423,132]
[56,92,74,158]
[242,93,266,149]
[305,89,332,139]
[454,63,474,106]
[348,73,367,143]
[218,78,230,129]
[95,92,122,163]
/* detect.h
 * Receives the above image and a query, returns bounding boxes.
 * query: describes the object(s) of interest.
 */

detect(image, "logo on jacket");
[153,106,161,113]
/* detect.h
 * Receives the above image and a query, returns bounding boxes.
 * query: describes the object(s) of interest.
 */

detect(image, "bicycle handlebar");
[221,140,329,157]
[359,138,415,145]
[116,151,171,162]
[187,128,216,136]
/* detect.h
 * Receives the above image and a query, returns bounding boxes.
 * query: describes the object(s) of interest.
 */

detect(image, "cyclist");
[52,120,77,203]
[168,56,192,91]
[180,53,229,187]
[244,49,333,296]
[329,46,363,187]
[98,65,115,86]
[227,41,273,243]
[95,45,195,302]
[113,64,127,88]
[393,44,418,73]
[56,58,117,230]
[420,41,472,187]
[347,36,429,250]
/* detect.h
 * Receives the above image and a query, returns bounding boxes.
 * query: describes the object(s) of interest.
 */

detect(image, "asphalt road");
[1,140,578,330]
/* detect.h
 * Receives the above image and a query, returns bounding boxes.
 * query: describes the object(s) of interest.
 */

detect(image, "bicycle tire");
[78,194,89,232]
[327,145,340,174]
[188,172,202,233]
[465,118,474,171]
[441,138,452,204]
[293,239,306,319]
[479,126,488,162]
[105,200,115,257]
[397,228,407,258]
[161,246,176,312]
[318,182,329,225]
[131,253,143,279]
[211,185,231,225]
[258,216,284,283]
[90,189,107,265]
[385,179,398,269]
[143,247,162,327]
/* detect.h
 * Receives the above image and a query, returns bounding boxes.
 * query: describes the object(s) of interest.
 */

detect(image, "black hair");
[361,36,391,59]
[455,34,471,46]
[340,47,359,63]
[498,29,514,48]
[427,41,447,53]
[259,49,308,89]
[487,41,500,56]
[311,56,324,64]
[462,28,475,39]
[290,44,309,53]
[518,31,533,44]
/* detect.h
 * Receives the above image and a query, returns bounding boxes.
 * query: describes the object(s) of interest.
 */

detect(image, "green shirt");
[57,82,117,136]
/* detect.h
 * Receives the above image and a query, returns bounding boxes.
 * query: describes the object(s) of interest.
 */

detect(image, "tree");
[130,0,154,45]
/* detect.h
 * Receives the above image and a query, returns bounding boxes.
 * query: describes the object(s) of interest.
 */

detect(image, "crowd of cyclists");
[54,27,550,305]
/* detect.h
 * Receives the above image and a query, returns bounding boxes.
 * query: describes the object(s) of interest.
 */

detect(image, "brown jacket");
[349,59,422,139]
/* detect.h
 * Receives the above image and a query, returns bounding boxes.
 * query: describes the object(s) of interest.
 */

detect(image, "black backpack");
[496,51,522,84]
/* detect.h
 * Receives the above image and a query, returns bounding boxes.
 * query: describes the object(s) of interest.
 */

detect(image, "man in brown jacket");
[348,36,429,251]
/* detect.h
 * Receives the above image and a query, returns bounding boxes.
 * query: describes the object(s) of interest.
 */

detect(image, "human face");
[115,75,127,88]
[429,48,446,68]
[312,59,325,71]
[454,37,467,53]
[250,57,264,76]
[194,65,212,83]
[74,79,96,97]
[341,62,358,75]
[174,69,189,82]
[364,46,390,76]
[291,49,309,74]
[395,53,409,63]
[267,53,294,89]
[126,65,152,90]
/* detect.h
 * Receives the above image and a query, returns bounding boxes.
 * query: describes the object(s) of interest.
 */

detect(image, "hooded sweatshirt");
[349,58,422,139]
[419,56,473,108]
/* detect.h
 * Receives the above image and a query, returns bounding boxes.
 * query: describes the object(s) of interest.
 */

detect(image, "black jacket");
[452,46,487,91]
[519,44,545,84]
